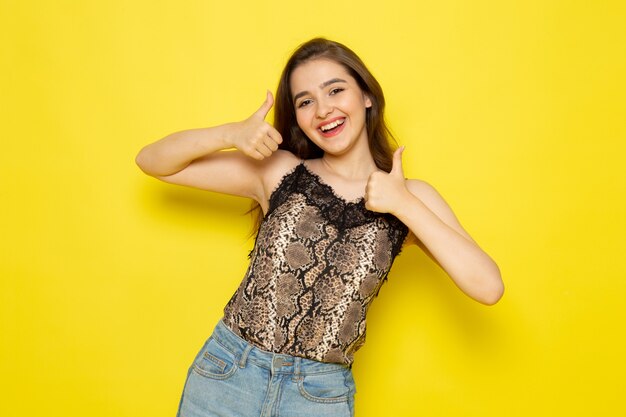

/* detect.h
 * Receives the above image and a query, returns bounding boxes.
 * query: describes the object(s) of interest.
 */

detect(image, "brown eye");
[297,99,312,108]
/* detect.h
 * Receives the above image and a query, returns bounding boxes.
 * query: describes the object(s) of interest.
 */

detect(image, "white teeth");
[320,119,345,132]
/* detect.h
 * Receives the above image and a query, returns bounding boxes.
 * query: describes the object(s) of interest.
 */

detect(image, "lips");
[318,117,346,138]
[318,117,345,130]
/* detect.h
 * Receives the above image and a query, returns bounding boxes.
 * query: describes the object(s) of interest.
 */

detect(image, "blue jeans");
[176,318,357,417]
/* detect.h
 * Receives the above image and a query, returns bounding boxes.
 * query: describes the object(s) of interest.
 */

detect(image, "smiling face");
[290,58,373,157]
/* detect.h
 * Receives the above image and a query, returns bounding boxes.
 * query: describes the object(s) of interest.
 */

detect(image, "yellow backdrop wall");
[2,1,625,416]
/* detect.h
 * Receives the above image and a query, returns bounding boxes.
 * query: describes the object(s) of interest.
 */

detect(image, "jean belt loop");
[293,357,302,382]
[238,344,253,368]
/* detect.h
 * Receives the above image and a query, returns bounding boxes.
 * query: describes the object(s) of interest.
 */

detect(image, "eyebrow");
[293,78,347,102]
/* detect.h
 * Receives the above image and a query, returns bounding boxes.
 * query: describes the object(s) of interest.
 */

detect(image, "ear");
[364,93,373,108]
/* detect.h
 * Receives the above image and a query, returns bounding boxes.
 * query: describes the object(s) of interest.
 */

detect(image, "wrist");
[213,123,238,149]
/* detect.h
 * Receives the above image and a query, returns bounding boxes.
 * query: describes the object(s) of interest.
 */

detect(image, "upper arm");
[154,150,298,207]
[403,179,478,249]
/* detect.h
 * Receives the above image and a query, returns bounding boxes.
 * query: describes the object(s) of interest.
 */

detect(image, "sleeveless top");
[222,162,409,365]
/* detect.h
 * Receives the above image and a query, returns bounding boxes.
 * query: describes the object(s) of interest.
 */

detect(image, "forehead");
[290,58,356,93]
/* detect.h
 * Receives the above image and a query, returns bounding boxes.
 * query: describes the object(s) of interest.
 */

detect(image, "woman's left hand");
[364,146,412,214]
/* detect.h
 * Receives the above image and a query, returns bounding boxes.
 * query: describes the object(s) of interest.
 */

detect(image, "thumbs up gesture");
[230,91,283,160]
[364,146,411,214]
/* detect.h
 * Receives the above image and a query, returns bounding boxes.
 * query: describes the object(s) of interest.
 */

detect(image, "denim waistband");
[211,318,351,376]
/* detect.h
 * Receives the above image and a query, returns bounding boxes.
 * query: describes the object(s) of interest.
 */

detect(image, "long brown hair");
[250,38,398,234]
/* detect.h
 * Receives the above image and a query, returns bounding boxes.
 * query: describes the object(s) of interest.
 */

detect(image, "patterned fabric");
[222,163,408,365]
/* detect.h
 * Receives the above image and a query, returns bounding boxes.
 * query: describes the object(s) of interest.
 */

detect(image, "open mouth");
[318,118,346,137]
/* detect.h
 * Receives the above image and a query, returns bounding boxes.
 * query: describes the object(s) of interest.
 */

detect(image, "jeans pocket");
[297,370,351,403]
[192,336,238,380]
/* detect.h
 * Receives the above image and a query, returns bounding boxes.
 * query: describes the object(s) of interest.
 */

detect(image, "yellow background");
[2,1,625,416]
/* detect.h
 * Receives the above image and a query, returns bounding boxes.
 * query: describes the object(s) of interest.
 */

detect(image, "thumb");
[390,146,405,177]
[252,90,274,120]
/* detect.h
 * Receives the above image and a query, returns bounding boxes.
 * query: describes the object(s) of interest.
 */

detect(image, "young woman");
[136,38,503,417]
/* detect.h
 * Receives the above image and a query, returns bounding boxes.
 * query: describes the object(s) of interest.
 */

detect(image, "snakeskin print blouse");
[222,162,408,365]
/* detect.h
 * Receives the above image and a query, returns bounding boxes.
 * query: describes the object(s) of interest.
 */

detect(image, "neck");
[321,149,378,180]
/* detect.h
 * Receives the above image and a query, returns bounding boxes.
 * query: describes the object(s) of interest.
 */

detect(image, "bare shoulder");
[402,179,441,246]
[262,149,300,172]
[404,177,477,244]
[405,178,456,212]
[405,178,456,217]
[260,150,300,184]
[257,150,301,209]
[405,178,439,197]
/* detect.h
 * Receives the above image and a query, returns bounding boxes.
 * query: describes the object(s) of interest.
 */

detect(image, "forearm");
[135,124,235,177]
[395,193,503,305]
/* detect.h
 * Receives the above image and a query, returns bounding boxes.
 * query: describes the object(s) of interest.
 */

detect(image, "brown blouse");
[222,162,408,365]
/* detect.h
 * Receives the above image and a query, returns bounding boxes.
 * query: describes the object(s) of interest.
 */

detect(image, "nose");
[316,99,333,118]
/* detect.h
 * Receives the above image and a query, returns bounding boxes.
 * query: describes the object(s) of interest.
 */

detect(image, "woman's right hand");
[228,91,283,160]
[136,90,297,203]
